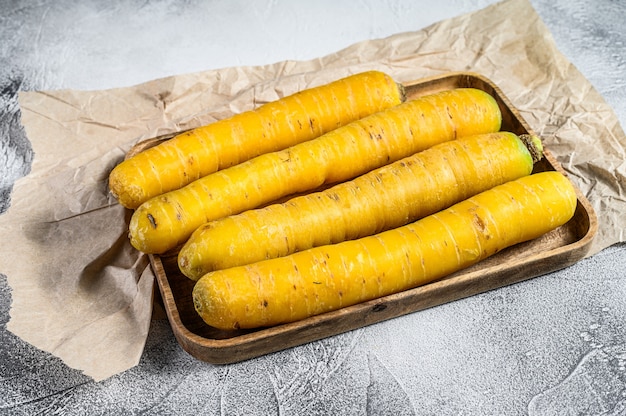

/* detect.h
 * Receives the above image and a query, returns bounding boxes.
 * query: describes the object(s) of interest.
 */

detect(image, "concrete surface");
[1,0,625,414]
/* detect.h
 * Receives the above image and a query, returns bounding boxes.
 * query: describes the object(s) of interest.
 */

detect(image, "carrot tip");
[397,83,407,103]
[520,134,544,164]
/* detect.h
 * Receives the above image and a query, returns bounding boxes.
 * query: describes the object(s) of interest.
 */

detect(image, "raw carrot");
[109,71,404,209]
[178,132,543,280]
[192,171,578,330]
[129,88,502,254]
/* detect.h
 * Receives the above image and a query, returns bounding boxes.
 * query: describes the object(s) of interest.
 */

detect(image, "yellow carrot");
[129,88,502,254]
[109,71,404,209]
[179,132,543,280]
[192,171,577,330]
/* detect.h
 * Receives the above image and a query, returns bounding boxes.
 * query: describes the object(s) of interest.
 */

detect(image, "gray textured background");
[1,0,625,414]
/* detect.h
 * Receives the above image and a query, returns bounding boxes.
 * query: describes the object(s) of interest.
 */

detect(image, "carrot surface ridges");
[129,87,502,254]
[178,132,542,280]
[192,171,578,330]
[108,71,404,209]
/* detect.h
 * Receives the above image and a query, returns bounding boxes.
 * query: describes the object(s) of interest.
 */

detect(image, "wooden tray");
[144,72,598,364]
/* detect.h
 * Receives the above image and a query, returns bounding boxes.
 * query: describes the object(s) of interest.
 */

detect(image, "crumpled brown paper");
[2,0,625,381]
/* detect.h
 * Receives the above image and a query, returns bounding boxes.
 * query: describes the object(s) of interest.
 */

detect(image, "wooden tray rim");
[147,71,599,361]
